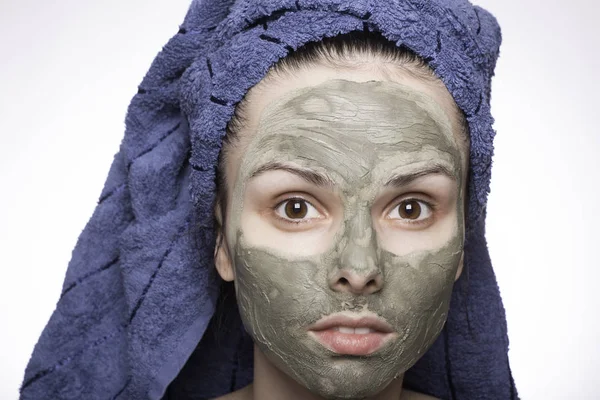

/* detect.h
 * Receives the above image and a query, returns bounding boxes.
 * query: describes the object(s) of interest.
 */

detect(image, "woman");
[21,1,518,399]
[210,31,469,400]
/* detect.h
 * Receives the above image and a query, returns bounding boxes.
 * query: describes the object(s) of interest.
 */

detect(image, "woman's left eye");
[386,199,433,224]
[274,198,322,222]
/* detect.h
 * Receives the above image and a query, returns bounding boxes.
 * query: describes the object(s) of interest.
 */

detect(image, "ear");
[454,251,464,282]
[214,202,234,282]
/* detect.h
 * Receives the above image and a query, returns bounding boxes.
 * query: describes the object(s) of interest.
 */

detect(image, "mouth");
[306,312,397,356]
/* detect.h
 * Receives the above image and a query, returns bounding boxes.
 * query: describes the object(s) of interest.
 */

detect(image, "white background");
[1,0,598,399]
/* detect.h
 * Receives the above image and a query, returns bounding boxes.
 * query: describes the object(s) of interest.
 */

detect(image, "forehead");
[239,79,461,185]
[225,64,465,187]
[242,62,461,142]
[259,79,454,147]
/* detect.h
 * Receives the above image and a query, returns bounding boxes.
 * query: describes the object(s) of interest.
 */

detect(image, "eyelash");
[272,196,322,225]
[272,196,438,227]
[386,197,438,227]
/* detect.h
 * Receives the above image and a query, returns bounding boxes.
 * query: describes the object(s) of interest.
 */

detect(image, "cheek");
[379,226,464,326]
[240,209,340,257]
[385,250,458,310]
[376,209,459,256]
[377,242,462,363]
[232,244,333,334]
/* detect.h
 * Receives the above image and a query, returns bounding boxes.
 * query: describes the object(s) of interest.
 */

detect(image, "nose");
[329,264,383,295]
[329,210,383,295]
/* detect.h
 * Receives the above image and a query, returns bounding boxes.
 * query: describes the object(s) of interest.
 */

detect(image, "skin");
[214,62,467,400]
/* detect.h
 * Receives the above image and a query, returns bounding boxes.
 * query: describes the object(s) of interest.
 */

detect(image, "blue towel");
[20,0,518,399]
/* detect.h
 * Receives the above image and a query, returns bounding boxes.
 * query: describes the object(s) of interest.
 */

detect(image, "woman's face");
[215,64,468,398]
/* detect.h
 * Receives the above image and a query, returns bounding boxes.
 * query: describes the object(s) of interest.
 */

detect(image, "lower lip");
[308,329,394,356]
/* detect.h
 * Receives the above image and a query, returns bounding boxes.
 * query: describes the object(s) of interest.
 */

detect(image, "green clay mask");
[226,80,465,399]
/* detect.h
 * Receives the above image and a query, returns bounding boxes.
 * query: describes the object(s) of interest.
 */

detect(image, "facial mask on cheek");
[227,80,465,398]
[234,226,462,398]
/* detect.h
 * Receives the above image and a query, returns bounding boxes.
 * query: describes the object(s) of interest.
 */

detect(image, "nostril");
[335,276,381,292]
[331,273,383,294]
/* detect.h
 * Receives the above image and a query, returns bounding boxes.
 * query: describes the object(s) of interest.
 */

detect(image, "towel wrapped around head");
[20,1,518,399]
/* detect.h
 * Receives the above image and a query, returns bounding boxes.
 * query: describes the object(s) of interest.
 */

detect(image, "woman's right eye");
[274,198,322,223]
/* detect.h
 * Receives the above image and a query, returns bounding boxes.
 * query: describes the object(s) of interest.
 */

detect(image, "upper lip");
[307,312,394,333]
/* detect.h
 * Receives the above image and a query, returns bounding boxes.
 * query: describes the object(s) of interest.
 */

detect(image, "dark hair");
[215,29,470,233]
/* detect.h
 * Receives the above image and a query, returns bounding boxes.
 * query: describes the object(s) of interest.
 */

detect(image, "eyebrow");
[384,163,457,188]
[249,161,335,187]
[249,161,456,188]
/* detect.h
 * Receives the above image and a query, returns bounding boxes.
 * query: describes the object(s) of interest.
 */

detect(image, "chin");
[254,330,403,400]
[287,363,394,400]
[305,379,389,400]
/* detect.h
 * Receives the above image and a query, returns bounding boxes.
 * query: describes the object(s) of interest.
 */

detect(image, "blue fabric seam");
[126,122,183,171]
[59,256,121,299]
[22,215,193,392]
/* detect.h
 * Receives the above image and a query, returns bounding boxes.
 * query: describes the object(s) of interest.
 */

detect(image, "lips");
[307,312,397,356]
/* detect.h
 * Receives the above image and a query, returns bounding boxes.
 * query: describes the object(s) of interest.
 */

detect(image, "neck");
[251,344,405,400]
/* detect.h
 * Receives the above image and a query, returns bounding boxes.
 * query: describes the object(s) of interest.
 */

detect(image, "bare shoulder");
[211,384,252,400]
[401,389,440,400]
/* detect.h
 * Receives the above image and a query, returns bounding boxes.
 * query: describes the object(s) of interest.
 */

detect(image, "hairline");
[216,41,470,231]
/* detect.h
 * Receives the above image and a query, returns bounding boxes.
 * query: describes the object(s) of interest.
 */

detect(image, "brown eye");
[398,200,421,219]
[285,199,308,219]
[387,199,432,223]
[275,198,321,222]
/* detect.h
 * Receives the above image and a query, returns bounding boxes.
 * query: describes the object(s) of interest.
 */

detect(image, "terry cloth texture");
[21,0,518,399]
